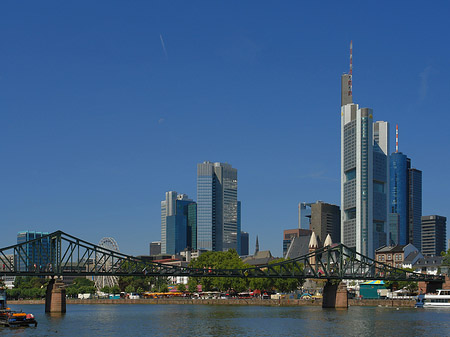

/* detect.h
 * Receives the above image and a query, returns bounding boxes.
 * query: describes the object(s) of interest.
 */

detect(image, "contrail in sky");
[160,34,168,59]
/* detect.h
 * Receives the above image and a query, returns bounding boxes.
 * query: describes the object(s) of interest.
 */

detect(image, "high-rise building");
[16,231,52,271]
[187,203,197,250]
[389,150,410,245]
[298,202,312,229]
[240,231,249,256]
[310,201,340,244]
[421,215,447,256]
[197,161,238,251]
[161,192,196,254]
[408,168,422,248]
[150,241,161,256]
[340,42,389,258]
[389,126,422,247]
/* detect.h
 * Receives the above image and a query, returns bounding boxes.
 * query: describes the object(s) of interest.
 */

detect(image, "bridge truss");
[0,231,444,282]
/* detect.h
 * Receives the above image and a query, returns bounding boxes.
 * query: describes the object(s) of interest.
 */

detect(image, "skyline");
[1,2,449,257]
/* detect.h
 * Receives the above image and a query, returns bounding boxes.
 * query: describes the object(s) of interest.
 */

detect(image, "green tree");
[101,286,111,293]
[125,285,135,293]
[441,248,450,266]
[136,287,144,294]
[111,285,120,294]
[177,283,186,292]
[188,249,249,292]
[187,279,198,293]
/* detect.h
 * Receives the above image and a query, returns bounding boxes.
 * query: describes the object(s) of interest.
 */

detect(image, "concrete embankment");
[8,298,415,307]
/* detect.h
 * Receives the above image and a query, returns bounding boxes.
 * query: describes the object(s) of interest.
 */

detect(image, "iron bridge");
[0,231,444,282]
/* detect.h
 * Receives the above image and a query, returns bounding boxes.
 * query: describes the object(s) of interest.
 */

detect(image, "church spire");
[255,236,259,254]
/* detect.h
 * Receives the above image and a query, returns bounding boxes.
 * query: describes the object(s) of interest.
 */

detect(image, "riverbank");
[7,298,415,307]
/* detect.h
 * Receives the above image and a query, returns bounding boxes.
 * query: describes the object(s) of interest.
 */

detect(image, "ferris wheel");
[94,237,120,291]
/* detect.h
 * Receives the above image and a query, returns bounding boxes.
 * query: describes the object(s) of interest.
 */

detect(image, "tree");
[441,248,450,266]
[101,286,111,294]
[187,279,198,293]
[188,249,249,292]
[177,283,186,293]
[125,285,135,293]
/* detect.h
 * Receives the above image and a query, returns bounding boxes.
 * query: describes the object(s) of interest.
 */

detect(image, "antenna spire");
[348,40,353,97]
[396,124,399,152]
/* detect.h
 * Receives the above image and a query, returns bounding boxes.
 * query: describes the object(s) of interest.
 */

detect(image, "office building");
[240,231,249,256]
[408,168,422,248]
[389,126,422,247]
[161,192,196,254]
[150,241,161,256]
[283,228,312,258]
[187,203,197,250]
[16,231,52,271]
[298,202,312,229]
[197,161,238,252]
[341,42,389,258]
[421,215,447,256]
[310,201,340,244]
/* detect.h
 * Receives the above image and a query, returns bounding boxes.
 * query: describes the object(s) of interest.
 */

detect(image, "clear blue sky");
[1,1,449,257]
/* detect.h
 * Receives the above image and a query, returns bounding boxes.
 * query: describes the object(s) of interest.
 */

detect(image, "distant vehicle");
[78,293,92,299]
[128,293,140,299]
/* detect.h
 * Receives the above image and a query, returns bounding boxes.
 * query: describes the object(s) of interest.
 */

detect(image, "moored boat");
[0,283,38,327]
[415,289,450,308]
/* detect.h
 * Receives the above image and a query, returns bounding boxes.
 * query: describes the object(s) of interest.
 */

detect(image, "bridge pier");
[418,275,450,294]
[45,278,66,313]
[322,281,348,309]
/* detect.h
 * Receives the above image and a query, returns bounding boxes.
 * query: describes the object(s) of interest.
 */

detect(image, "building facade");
[161,192,196,255]
[421,215,447,256]
[197,161,238,252]
[298,202,312,229]
[240,231,249,256]
[408,168,422,248]
[310,201,340,244]
[282,228,312,258]
[16,231,52,271]
[150,241,161,256]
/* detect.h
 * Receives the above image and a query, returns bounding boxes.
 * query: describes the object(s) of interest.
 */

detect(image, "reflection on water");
[1,304,449,336]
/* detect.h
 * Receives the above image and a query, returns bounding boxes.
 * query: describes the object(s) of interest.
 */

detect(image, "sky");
[1,1,449,257]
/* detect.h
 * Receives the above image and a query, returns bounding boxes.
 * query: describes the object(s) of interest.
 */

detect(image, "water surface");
[1,304,449,336]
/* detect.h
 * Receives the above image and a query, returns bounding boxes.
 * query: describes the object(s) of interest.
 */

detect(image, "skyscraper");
[197,161,238,252]
[421,215,447,256]
[341,42,389,258]
[298,202,312,229]
[16,231,52,271]
[389,126,422,247]
[310,201,341,244]
[161,192,196,254]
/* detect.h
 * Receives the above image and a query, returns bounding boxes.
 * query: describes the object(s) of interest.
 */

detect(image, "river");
[1,304,449,336]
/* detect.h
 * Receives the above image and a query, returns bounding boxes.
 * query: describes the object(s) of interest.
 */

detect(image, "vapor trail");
[160,34,168,59]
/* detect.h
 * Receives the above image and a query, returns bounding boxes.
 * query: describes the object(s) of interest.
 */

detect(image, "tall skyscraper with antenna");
[341,42,390,258]
[389,125,422,247]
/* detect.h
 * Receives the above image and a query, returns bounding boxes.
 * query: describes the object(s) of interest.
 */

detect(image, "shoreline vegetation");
[8,298,415,307]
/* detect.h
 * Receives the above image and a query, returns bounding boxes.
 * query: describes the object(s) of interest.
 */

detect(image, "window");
[387,254,392,260]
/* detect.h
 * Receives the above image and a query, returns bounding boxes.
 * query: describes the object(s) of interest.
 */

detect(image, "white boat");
[416,289,450,308]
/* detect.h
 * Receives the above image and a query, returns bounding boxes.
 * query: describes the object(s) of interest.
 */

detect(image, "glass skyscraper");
[389,149,422,248]
[161,192,196,254]
[389,152,409,245]
[16,231,52,271]
[197,161,238,252]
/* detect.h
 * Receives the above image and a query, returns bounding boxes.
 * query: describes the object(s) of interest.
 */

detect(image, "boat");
[415,289,450,308]
[0,284,38,327]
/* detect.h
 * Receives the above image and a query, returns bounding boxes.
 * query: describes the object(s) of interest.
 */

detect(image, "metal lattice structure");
[93,237,120,291]
[0,231,444,283]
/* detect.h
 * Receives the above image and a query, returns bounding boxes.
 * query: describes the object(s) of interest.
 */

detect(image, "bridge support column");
[322,281,348,309]
[45,278,66,313]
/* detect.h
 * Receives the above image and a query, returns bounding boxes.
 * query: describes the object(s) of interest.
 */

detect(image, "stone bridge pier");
[418,275,450,294]
[322,280,348,308]
[45,278,66,313]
